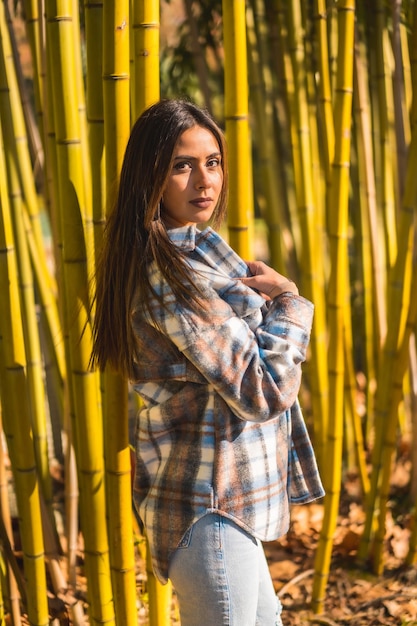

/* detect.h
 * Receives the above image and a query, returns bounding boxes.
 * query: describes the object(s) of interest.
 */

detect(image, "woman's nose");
[194,166,210,189]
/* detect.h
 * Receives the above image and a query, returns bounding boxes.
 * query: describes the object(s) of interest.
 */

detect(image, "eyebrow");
[173,152,222,161]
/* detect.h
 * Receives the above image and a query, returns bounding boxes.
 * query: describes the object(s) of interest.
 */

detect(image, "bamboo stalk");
[353,24,386,439]
[84,0,106,264]
[183,0,212,113]
[20,0,45,148]
[45,1,114,622]
[360,118,417,573]
[374,1,398,270]
[0,123,49,625]
[102,2,137,624]
[73,1,95,299]
[24,208,66,414]
[314,0,334,182]
[343,309,370,495]
[28,0,62,276]
[267,0,302,264]
[284,0,329,471]
[0,0,52,513]
[410,0,417,118]
[39,495,85,624]
[247,0,287,271]
[358,47,417,568]
[0,414,22,625]
[5,1,44,179]
[0,6,44,264]
[371,265,417,573]
[132,0,160,117]
[391,0,411,201]
[222,0,253,259]
[312,0,355,613]
[406,335,417,566]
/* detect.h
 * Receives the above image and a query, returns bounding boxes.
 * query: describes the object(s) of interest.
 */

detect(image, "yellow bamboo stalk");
[145,546,173,626]
[303,7,326,246]
[222,0,253,259]
[314,0,334,182]
[84,0,106,262]
[24,208,66,402]
[64,429,79,591]
[1,3,54,293]
[246,0,287,272]
[410,1,417,113]
[4,3,58,302]
[5,2,44,179]
[312,0,355,613]
[284,0,329,471]
[21,0,45,142]
[39,495,85,623]
[0,554,4,624]
[371,264,417,573]
[343,308,370,495]
[0,10,44,264]
[26,0,62,274]
[409,331,417,503]
[407,336,417,566]
[45,1,114,622]
[392,0,411,200]
[41,2,77,596]
[268,0,302,263]
[0,0,52,509]
[183,0,212,112]
[72,0,94,293]
[374,1,398,270]
[358,4,417,565]
[358,116,417,573]
[83,10,105,598]
[102,3,137,624]
[4,161,52,503]
[131,17,168,623]
[0,414,22,624]
[132,0,160,118]
[0,124,49,626]
[353,26,387,437]
[275,0,303,266]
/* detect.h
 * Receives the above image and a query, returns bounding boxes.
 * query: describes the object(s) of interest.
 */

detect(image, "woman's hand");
[241,260,299,299]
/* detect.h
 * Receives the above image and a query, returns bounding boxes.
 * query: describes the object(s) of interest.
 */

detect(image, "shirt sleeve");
[146,270,314,423]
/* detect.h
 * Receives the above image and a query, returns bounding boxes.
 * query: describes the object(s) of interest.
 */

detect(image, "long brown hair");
[90,99,229,376]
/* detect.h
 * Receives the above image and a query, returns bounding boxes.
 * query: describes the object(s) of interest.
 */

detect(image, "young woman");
[91,99,324,626]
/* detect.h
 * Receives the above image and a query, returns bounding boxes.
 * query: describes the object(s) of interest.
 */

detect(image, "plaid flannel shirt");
[131,225,324,583]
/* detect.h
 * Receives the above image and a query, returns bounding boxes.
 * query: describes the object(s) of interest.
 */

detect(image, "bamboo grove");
[0,0,416,623]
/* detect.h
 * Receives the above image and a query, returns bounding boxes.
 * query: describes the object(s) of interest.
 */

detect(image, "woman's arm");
[145,262,314,423]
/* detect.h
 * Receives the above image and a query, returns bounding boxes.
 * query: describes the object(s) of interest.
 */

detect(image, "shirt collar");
[167,224,211,251]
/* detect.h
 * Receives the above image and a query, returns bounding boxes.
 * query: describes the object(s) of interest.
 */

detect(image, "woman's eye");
[174,161,192,171]
[207,158,220,167]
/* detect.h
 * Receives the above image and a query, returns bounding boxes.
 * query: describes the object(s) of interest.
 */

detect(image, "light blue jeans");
[168,513,283,626]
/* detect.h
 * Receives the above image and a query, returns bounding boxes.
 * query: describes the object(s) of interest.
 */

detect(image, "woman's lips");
[190,198,212,208]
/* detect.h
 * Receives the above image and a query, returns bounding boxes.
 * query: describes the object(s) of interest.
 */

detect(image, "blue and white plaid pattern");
[131,225,324,583]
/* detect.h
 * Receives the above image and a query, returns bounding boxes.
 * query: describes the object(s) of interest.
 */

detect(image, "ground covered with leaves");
[265,465,417,626]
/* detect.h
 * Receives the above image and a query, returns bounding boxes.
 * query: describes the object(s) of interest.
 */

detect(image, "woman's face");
[162,125,224,228]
